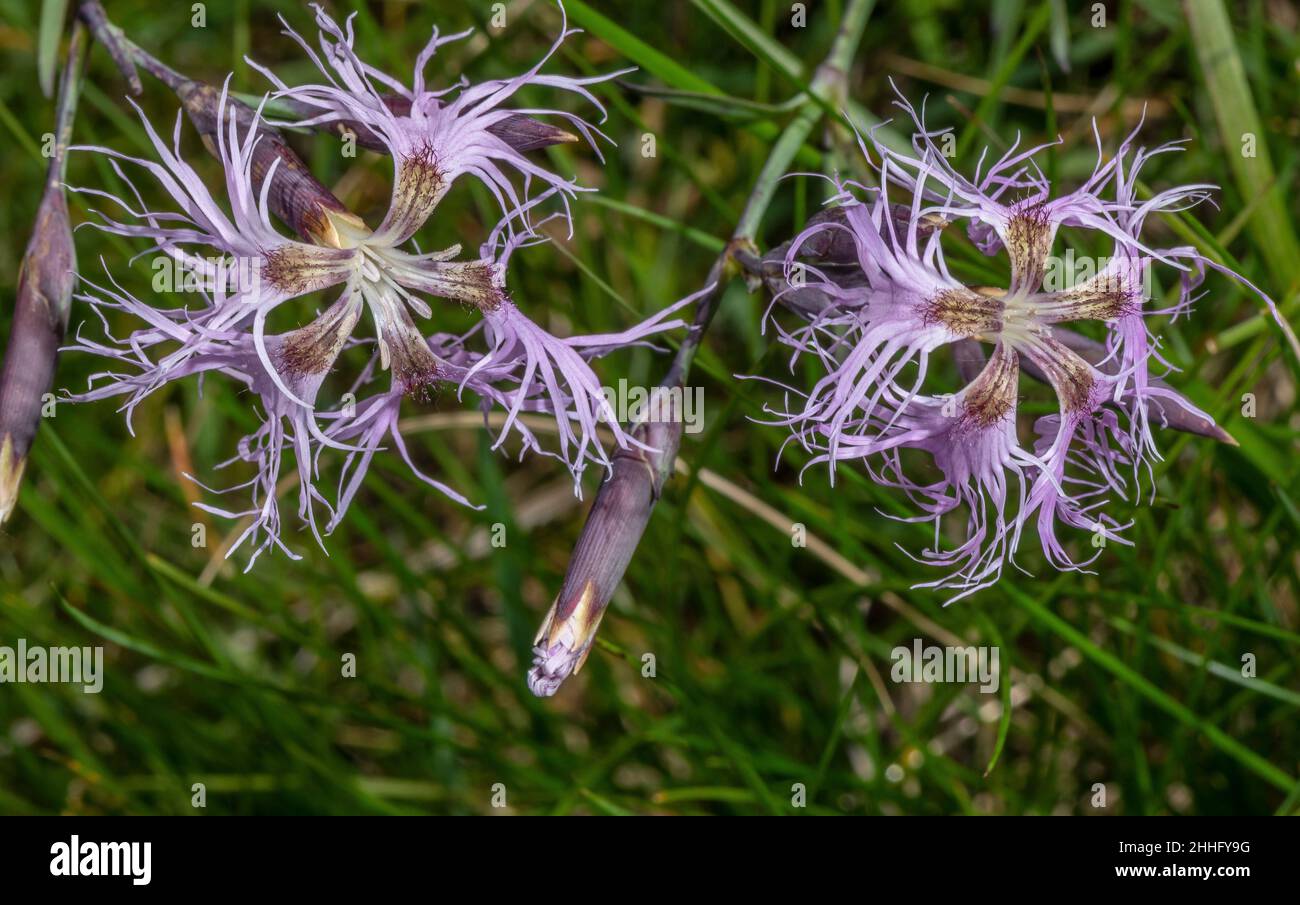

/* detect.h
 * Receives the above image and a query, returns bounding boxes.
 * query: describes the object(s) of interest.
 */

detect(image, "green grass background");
[0,0,1297,815]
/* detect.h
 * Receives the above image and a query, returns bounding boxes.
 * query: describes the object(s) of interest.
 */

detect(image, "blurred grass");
[0,0,1296,815]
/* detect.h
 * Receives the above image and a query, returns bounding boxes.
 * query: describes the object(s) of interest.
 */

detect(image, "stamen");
[922,287,1004,337]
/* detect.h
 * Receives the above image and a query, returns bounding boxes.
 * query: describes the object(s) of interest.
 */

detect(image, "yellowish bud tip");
[316,208,371,250]
[0,435,28,525]
[528,580,607,696]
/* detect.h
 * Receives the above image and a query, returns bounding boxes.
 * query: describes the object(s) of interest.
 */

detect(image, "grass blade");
[36,0,69,98]
[1186,0,1300,288]
[1007,585,1295,793]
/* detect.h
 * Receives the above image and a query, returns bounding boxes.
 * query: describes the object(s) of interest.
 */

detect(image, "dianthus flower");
[66,7,685,568]
[764,90,1281,599]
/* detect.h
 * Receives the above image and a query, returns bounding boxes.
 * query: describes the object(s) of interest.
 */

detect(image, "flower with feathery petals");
[761,89,1280,600]
[65,28,685,568]
[251,2,625,242]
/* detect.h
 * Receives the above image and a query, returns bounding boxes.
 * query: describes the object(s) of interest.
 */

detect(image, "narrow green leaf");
[37,0,69,98]
[584,195,727,252]
[1108,617,1300,709]
[620,81,802,121]
[957,2,1052,157]
[565,0,720,95]
[1007,585,1295,792]
[1186,0,1300,289]
[1048,0,1071,73]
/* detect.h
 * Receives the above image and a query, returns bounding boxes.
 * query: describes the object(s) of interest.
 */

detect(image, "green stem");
[665,0,874,387]
[733,96,821,244]
[50,23,89,188]
[1185,0,1300,290]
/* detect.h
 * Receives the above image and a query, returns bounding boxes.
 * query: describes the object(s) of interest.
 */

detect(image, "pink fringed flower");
[764,89,1279,600]
[65,30,682,568]
[252,2,625,241]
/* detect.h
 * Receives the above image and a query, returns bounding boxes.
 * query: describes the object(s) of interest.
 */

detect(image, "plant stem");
[532,0,877,696]
[50,22,88,187]
[665,0,873,388]
[77,0,142,94]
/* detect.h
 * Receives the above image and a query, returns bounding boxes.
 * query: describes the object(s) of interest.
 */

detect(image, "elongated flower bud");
[528,410,683,696]
[81,7,362,248]
[0,26,86,522]
[175,79,360,246]
[487,113,582,153]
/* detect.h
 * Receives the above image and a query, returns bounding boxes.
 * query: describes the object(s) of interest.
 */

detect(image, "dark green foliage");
[0,0,1295,815]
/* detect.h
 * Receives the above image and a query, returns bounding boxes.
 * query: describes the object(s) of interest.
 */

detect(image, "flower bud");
[175,80,362,247]
[528,412,683,696]
[0,27,85,522]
